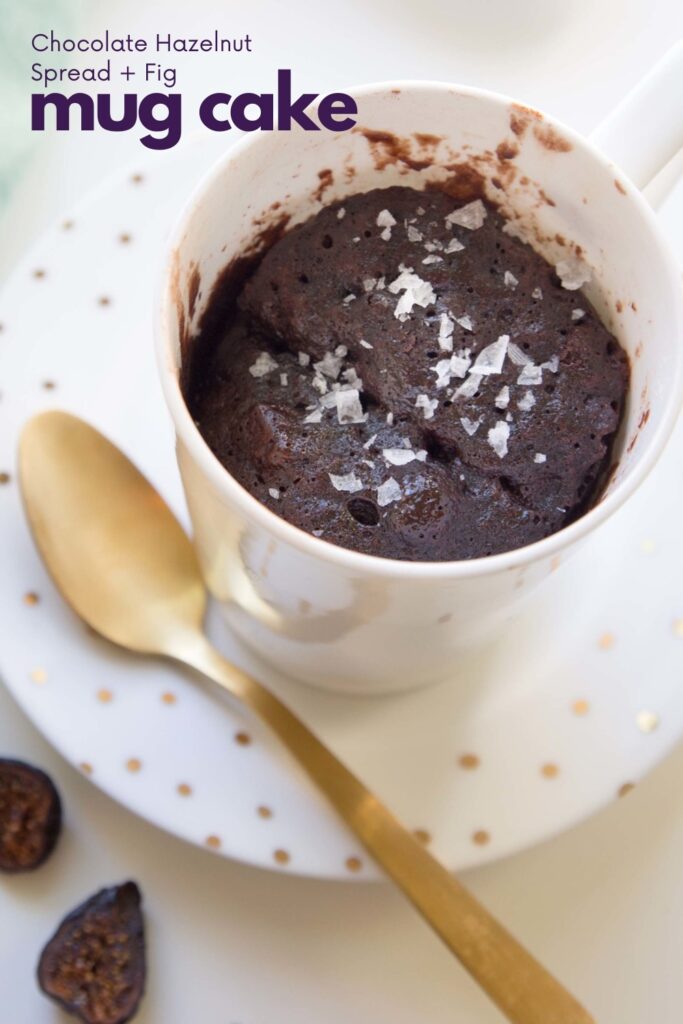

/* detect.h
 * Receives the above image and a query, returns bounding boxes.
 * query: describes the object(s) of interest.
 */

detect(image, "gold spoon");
[19,410,594,1024]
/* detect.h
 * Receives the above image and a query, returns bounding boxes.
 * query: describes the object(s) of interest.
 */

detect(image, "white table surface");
[2,1,683,1020]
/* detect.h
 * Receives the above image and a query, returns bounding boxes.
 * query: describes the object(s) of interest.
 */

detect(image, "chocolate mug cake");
[185,186,629,562]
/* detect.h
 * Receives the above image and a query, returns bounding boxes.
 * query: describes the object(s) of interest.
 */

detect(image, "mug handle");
[589,41,683,197]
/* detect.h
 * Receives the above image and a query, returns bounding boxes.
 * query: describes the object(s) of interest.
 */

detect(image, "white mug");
[157,45,683,695]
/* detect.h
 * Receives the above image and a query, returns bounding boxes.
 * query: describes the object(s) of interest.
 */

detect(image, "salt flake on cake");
[329,472,364,493]
[507,342,531,366]
[494,385,510,409]
[460,416,482,436]
[517,364,543,386]
[388,267,436,321]
[556,255,591,290]
[445,237,465,254]
[314,350,344,380]
[382,448,425,466]
[377,208,396,241]
[445,199,487,230]
[335,389,366,424]
[471,335,508,375]
[450,349,472,379]
[455,372,483,399]
[415,394,438,419]
[376,478,402,507]
[249,352,278,378]
[487,420,510,458]
[438,313,454,351]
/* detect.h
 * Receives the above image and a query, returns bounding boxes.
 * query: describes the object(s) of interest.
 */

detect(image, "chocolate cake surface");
[185,186,629,562]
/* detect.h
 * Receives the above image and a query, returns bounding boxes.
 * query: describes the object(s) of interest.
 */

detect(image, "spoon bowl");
[19,411,206,654]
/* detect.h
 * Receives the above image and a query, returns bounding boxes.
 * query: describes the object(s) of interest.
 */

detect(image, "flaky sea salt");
[280,373,288,386]
[504,271,518,289]
[303,407,324,424]
[534,453,547,464]
[494,385,510,410]
[455,314,474,332]
[415,394,438,420]
[342,293,357,305]
[422,254,443,265]
[315,350,344,380]
[455,372,483,399]
[460,416,482,436]
[432,357,453,389]
[556,255,591,290]
[471,335,509,375]
[363,433,377,450]
[377,209,396,227]
[445,199,487,230]
[298,351,311,367]
[377,477,402,507]
[438,313,454,352]
[517,390,536,412]
[445,237,465,254]
[432,348,472,389]
[407,225,424,242]
[571,308,586,321]
[319,390,340,409]
[388,267,437,321]
[450,349,472,378]
[487,420,510,458]
[386,412,394,425]
[329,472,363,493]
[337,207,345,220]
[362,278,377,292]
[517,364,543,386]
[532,286,543,300]
[249,352,278,378]
[541,355,559,373]
[336,389,366,424]
[359,339,373,349]
[507,342,531,366]
[383,448,422,466]
[377,208,396,241]
[268,488,280,500]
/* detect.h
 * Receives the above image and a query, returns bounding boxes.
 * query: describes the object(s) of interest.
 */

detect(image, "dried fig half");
[38,881,146,1024]
[0,757,62,872]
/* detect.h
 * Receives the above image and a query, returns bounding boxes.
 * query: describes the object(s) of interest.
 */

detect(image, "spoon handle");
[182,637,594,1024]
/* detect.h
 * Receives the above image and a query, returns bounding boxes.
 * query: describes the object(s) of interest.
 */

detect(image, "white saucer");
[1,135,682,881]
